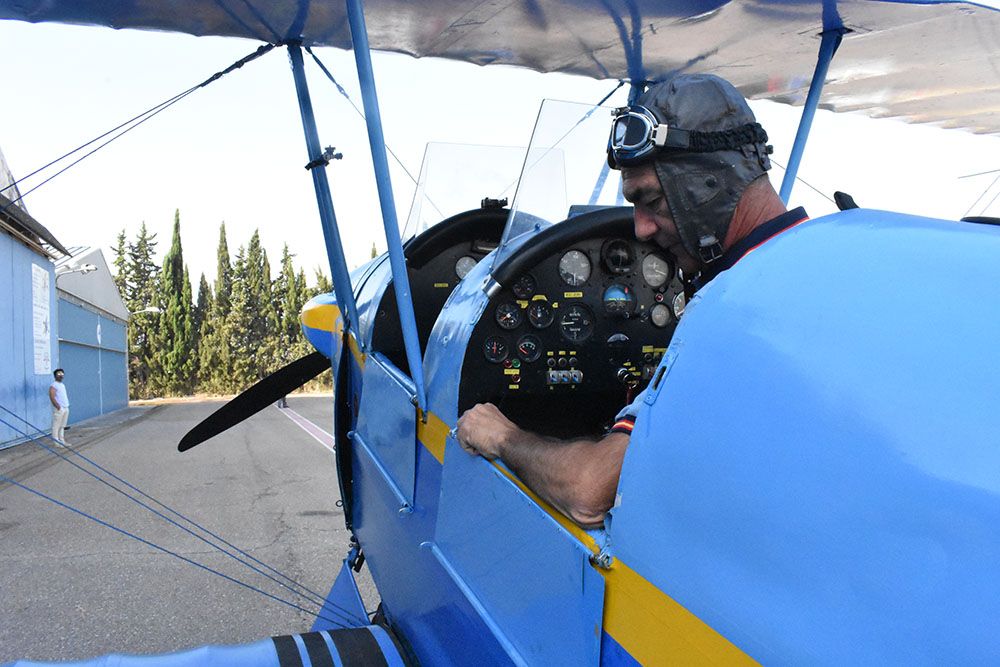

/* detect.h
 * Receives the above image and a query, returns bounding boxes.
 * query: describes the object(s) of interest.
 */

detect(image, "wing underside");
[1,0,998,132]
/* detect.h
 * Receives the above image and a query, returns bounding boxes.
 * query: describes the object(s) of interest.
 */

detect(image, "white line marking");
[276,405,335,453]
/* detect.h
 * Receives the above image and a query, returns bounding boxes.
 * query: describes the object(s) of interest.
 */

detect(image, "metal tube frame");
[779,29,845,204]
[287,43,363,345]
[345,0,428,414]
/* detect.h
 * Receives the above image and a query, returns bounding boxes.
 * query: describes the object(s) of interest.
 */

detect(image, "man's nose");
[633,207,658,241]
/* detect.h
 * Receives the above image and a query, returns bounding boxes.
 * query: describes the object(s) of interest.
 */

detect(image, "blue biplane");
[3,0,1000,665]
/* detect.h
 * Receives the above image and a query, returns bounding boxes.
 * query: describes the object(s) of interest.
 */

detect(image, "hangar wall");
[0,232,60,449]
[56,296,128,423]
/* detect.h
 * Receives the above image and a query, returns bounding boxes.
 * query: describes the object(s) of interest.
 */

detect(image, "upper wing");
[1,0,998,133]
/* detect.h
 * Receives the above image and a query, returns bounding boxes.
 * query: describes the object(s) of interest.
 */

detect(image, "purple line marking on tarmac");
[278,405,335,453]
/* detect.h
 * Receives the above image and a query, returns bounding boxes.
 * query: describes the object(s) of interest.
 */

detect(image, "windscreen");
[400,142,526,241]
[491,99,623,269]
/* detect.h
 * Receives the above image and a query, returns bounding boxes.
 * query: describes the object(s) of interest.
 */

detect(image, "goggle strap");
[685,123,769,153]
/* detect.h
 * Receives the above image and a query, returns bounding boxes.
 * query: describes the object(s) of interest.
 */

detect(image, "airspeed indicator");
[559,304,595,343]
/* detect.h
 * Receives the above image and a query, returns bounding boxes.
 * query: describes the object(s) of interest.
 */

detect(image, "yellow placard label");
[516,300,529,308]
[531,294,548,301]
[434,282,450,288]
[564,291,583,299]
[503,368,519,375]
[508,384,520,390]
[642,345,655,353]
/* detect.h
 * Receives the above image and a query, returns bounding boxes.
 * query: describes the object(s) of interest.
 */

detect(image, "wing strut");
[286,42,362,345]
[779,27,847,203]
[345,0,428,416]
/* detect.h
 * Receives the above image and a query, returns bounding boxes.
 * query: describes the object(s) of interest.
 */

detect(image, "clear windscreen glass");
[400,143,526,240]
[492,99,623,269]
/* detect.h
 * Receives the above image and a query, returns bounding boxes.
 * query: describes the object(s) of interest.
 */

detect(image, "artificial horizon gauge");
[516,334,542,362]
[511,273,536,299]
[527,301,554,329]
[455,255,478,279]
[603,283,637,316]
[559,304,595,343]
[558,250,591,286]
[483,336,509,363]
[602,239,634,274]
[495,302,523,330]
[650,303,671,328]
[642,253,672,288]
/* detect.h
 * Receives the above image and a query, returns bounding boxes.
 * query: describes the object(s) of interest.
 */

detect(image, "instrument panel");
[461,235,685,437]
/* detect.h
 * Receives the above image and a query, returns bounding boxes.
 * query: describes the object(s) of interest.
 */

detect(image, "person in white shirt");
[49,368,70,443]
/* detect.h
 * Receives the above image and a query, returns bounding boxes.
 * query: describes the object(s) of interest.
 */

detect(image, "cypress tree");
[228,231,280,388]
[312,269,333,296]
[112,229,129,298]
[275,244,305,366]
[150,210,195,396]
[198,223,234,394]
[127,223,159,398]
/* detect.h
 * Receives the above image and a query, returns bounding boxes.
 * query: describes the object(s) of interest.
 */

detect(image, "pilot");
[457,73,809,528]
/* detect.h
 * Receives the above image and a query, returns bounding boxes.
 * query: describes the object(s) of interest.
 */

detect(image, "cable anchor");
[305,146,343,171]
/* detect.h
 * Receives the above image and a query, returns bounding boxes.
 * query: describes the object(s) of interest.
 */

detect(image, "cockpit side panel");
[609,211,1000,663]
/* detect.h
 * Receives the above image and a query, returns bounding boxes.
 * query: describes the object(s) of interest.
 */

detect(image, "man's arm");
[49,386,59,409]
[456,403,628,528]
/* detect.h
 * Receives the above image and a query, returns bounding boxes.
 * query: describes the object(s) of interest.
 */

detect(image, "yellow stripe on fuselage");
[603,559,758,666]
[417,410,449,464]
[347,332,366,368]
[414,410,756,665]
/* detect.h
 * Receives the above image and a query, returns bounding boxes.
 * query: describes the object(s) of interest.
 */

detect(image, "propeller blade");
[178,351,330,452]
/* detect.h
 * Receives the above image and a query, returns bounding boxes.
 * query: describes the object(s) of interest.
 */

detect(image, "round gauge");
[650,303,672,328]
[495,302,523,330]
[527,301,554,329]
[516,334,542,363]
[642,253,673,288]
[603,283,637,317]
[511,274,536,299]
[602,239,634,274]
[455,255,478,279]
[559,304,595,343]
[483,336,509,363]
[558,250,592,286]
[672,291,686,319]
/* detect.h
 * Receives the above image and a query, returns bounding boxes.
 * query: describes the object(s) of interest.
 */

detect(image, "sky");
[1,19,999,288]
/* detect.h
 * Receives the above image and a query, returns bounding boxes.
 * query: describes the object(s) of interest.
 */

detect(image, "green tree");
[126,223,159,398]
[370,242,377,259]
[112,229,129,297]
[149,210,195,396]
[228,231,280,390]
[197,223,233,394]
[192,272,212,364]
[312,268,333,297]
[274,244,308,366]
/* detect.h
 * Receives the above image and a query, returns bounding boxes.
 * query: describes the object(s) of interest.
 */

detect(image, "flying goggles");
[607,104,771,168]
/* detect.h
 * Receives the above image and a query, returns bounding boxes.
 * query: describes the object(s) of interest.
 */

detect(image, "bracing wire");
[302,46,448,223]
[0,473,353,629]
[0,42,278,217]
[0,410,367,628]
[964,172,1000,217]
[769,157,836,205]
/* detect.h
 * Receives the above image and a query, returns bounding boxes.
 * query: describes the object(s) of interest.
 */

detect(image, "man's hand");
[456,403,522,461]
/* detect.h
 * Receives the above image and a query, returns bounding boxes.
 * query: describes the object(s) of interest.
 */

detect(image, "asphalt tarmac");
[0,396,377,664]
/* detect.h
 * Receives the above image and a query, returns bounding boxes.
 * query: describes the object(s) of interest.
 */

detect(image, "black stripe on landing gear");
[301,632,336,667]
[325,627,389,667]
[272,635,304,667]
